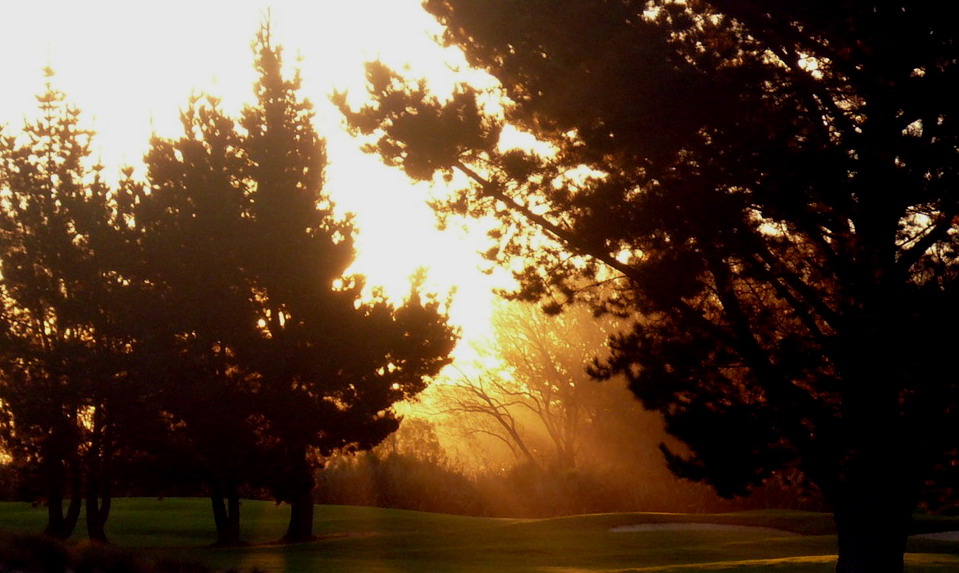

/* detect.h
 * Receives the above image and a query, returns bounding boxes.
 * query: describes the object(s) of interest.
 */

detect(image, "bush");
[314,417,825,518]
[317,451,484,515]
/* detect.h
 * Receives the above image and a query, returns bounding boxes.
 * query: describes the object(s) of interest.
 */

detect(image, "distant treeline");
[0,437,827,518]
[314,436,830,518]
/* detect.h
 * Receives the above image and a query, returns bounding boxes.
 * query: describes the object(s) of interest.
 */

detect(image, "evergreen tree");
[339,2,959,571]
[0,70,142,542]
[138,24,457,544]
[134,88,263,545]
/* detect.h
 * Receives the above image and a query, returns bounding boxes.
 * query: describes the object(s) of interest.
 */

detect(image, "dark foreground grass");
[1,499,958,572]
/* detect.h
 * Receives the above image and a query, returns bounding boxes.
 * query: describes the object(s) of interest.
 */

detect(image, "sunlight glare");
[0,0,505,344]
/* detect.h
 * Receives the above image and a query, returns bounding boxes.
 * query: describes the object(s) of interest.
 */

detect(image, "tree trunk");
[831,301,925,573]
[210,486,244,546]
[44,491,70,540]
[85,493,111,544]
[831,398,919,572]
[283,492,316,543]
[84,406,112,544]
[834,491,912,573]
[84,451,111,544]
[42,457,82,540]
[66,465,82,533]
[86,457,112,543]
[43,495,83,541]
[281,451,317,543]
[229,494,241,542]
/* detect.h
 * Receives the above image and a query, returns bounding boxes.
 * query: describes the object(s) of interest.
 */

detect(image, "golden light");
[0,0,507,349]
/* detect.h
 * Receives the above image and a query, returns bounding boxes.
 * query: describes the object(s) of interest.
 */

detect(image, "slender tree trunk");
[85,491,111,544]
[44,489,68,540]
[211,494,229,543]
[66,463,82,533]
[84,464,111,544]
[228,493,241,542]
[43,456,82,540]
[282,450,316,543]
[210,484,244,546]
[85,411,111,544]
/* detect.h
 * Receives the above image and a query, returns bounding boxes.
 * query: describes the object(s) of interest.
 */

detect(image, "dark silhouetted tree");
[138,25,457,544]
[0,71,144,543]
[133,88,265,546]
[339,2,959,571]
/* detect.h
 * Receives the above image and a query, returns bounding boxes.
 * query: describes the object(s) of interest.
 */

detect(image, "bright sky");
[0,0,506,349]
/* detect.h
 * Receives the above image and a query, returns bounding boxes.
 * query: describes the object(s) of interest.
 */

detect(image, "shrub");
[317,451,484,515]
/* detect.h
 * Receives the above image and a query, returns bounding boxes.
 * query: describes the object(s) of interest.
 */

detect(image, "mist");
[315,300,825,517]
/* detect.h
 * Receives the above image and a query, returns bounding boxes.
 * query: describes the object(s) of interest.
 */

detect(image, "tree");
[440,301,638,472]
[339,2,959,571]
[315,417,484,516]
[133,86,266,546]
[137,25,457,544]
[0,71,144,543]
[436,300,702,516]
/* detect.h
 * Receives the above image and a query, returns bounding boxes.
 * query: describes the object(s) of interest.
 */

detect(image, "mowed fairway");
[2,499,959,572]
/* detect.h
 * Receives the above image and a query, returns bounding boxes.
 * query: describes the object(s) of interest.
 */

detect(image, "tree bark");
[834,489,913,573]
[831,424,916,572]
[44,490,80,540]
[829,283,925,573]
[84,456,111,544]
[86,460,112,543]
[281,452,317,543]
[85,493,110,544]
[210,485,244,546]
[283,491,316,543]
[42,457,82,540]
[84,406,111,544]
[832,407,918,572]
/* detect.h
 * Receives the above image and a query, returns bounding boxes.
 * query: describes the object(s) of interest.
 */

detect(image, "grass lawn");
[2,499,958,572]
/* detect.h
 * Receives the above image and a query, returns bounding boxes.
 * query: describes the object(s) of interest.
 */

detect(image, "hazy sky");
[0,0,504,347]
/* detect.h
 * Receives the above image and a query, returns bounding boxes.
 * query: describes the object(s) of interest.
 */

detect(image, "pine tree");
[0,70,141,542]
[340,2,959,570]
[134,86,264,545]
[137,24,457,544]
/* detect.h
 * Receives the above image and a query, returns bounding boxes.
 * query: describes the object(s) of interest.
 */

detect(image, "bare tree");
[442,368,542,469]
[437,301,631,472]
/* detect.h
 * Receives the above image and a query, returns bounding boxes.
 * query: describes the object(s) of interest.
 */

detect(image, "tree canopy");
[0,25,458,546]
[0,71,149,543]
[339,2,959,571]
[133,24,458,543]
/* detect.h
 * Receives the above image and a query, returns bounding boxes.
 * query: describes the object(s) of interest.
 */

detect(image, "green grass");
[2,499,958,572]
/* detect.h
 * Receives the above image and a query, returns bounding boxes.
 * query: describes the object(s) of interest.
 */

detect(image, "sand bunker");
[610,524,959,541]
[609,523,798,536]
[912,531,959,541]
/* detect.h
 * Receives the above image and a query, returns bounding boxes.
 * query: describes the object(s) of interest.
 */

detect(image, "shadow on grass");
[0,532,223,573]
[3,501,959,573]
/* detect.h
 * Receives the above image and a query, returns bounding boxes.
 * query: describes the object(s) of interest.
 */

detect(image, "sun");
[0,0,504,344]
